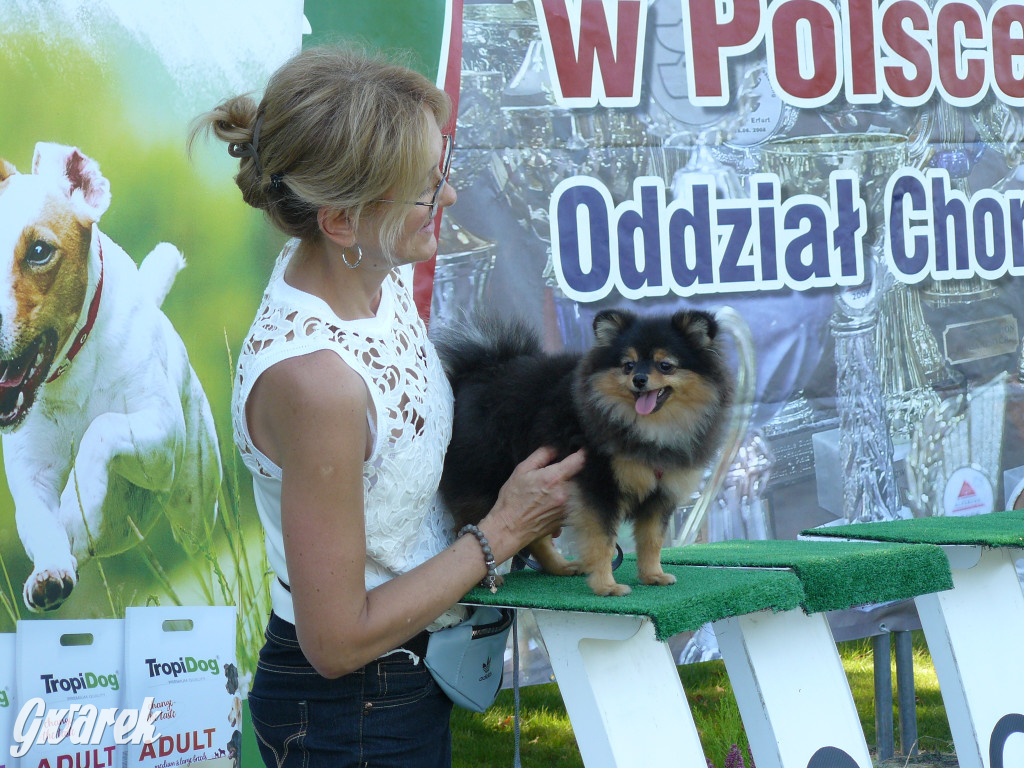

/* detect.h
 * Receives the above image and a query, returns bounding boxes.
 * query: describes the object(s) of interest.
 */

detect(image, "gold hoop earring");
[342,244,363,269]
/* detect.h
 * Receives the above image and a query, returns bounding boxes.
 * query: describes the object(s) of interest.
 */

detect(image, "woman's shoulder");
[244,347,369,477]
[258,348,367,414]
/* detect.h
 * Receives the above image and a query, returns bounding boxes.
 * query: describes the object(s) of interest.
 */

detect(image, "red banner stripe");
[414,0,462,325]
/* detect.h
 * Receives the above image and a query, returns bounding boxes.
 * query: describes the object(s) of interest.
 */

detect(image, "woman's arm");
[250,349,584,678]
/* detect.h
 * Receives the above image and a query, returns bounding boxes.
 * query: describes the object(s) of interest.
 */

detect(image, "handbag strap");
[512,610,522,768]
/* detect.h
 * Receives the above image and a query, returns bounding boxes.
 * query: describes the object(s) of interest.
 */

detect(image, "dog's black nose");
[632,373,648,389]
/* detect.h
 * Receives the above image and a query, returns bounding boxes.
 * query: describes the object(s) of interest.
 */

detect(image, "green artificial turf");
[660,539,954,613]
[803,508,1024,548]
[462,559,805,641]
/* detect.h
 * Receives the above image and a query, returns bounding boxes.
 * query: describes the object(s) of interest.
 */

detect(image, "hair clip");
[269,173,285,192]
[227,112,265,177]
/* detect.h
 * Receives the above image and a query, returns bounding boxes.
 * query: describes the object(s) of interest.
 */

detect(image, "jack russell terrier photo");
[0,142,221,611]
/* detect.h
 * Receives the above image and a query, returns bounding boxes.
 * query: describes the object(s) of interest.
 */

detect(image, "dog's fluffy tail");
[138,242,185,306]
[432,313,541,387]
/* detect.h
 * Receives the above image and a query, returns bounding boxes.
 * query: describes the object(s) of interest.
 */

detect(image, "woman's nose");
[439,178,457,209]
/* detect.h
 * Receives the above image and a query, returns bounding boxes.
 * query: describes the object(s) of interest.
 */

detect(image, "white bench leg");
[714,608,874,768]
[915,546,1024,768]
[532,610,705,768]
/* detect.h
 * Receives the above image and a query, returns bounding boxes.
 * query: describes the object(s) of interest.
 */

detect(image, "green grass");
[451,631,954,768]
[841,633,954,758]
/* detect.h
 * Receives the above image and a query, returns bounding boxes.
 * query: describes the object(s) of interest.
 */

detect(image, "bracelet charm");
[458,524,498,593]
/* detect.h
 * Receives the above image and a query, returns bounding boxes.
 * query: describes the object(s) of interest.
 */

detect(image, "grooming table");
[464,541,952,768]
[805,510,1024,768]
[661,540,952,768]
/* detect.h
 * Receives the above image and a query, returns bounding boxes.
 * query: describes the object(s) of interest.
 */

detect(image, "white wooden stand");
[531,605,876,768]
[914,546,1024,768]
[714,608,874,768]
[532,610,703,768]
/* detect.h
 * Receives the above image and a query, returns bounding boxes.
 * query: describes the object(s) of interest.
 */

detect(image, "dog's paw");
[23,562,78,612]
[639,571,677,586]
[548,561,583,576]
[587,577,632,597]
[604,583,632,597]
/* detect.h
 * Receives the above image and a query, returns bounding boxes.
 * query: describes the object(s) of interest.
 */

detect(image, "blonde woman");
[193,46,584,768]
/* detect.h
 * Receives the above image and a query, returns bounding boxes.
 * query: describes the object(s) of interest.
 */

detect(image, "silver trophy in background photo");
[761,133,911,522]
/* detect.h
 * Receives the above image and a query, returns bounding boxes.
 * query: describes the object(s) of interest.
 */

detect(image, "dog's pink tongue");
[0,359,26,389]
[635,390,659,415]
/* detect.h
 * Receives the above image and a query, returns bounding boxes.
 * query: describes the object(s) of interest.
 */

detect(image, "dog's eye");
[26,241,56,266]
[658,361,676,374]
[622,362,635,374]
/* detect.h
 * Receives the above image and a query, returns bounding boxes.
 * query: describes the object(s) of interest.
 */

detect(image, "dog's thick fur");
[0,142,221,611]
[435,309,733,596]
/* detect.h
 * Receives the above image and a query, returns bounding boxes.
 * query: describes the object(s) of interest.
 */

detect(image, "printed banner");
[434,0,1024,660]
[4,0,1024,743]
[0,1,306,716]
[0,4,455,762]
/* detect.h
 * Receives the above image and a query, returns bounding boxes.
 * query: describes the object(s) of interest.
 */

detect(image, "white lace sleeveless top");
[232,240,456,626]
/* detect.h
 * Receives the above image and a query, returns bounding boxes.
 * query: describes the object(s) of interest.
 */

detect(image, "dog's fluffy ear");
[32,142,111,223]
[0,159,17,182]
[672,310,718,348]
[592,309,636,346]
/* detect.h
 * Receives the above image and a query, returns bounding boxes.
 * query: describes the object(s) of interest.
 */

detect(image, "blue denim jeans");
[248,613,453,768]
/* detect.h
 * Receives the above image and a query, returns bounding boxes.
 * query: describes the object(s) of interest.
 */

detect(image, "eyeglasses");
[376,134,454,220]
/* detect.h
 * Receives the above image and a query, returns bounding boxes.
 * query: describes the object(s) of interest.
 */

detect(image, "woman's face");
[371,112,456,266]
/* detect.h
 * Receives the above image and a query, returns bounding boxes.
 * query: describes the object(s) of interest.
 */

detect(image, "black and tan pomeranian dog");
[434,308,733,596]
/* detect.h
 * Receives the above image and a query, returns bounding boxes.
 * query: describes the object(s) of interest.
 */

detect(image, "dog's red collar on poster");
[46,240,104,383]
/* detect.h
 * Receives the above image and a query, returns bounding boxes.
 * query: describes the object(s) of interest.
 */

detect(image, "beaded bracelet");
[458,524,498,593]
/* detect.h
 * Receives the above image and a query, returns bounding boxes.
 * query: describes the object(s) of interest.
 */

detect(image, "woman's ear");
[318,208,357,248]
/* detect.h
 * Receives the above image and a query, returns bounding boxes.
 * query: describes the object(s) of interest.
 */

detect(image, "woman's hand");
[479,446,586,563]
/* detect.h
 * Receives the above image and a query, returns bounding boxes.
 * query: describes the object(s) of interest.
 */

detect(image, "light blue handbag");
[424,606,514,712]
